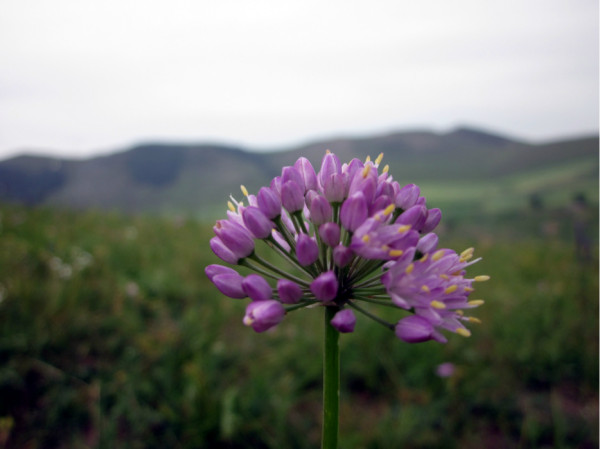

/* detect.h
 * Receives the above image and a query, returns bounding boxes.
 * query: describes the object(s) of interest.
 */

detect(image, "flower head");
[207,151,488,342]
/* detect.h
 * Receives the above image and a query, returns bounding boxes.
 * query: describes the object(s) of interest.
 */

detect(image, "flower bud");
[395,205,427,231]
[296,234,319,266]
[340,192,368,232]
[323,173,345,203]
[319,222,340,247]
[243,300,285,332]
[277,279,303,304]
[333,245,353,267]
[212,273,247,299]
[205,264,239,281]
[309,194,332,225]
[242,206,274,239]
[421,208,442,233]
[209,237,239,264]
[395,315,434,343]
[310,270,338,301]
[282,166,304,189]
[281,180,305,213]
[319,152,342,188]
[417,233,439,254]
[242,274,273,301]
[395,184,420,210]
[294,157,318,192]
[257,187,281,219]
[330,309,356,333]
[213,219,255,259]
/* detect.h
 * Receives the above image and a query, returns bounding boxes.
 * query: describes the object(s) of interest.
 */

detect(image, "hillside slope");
[0,127,597,218]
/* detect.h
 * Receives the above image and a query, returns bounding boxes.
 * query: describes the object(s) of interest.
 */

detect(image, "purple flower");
[318,152,342,189]
[319,222,340,247]
[340,192,368,232]
[333,245,354,267]
[311,271,338,302]
[212,273,246,299]
[243,300,285,332]
[213,219,254,259]
[395,315,434,343]
[257,187,282,219]
[277,279,303,304]
[436,362,455,378]
[205,264,239,281]
[243,206,274,239]
[281,180,305,213]
[395,184,420,210]
[293,157,318,192]
[331,309,356,333]
[207,151,487,344]
[309,194,333,226]
[210,237,240,264]
[242,274,273,301]
[296,234,319,266]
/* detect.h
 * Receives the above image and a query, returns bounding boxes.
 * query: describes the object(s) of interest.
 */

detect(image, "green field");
[0,200,597,448]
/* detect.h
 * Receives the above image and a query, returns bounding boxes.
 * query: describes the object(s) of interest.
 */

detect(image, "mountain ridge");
[0,126,597,218]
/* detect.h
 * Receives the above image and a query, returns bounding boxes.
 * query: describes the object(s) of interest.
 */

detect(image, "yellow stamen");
[382,164,390,173]
[460,247,474,260]
[326,149,331,154]
[375,152,384,166]
[361,164,371,178]
[405,263,414,274]
[419,254,429,263]
[388,249,404,257]
[365,155,371,163]
[444,285,458,295]
[421,285,430,293]
[452,270,462,276]
[456,328,471,337]
[440,274,449,280]
[430,300,446,309]
[468,317,482,324]
[468,299,485,306]
[240,185,249,196]
[383,204,395,215]
[227,201,236,212]
[455,310,464,316]
[397,224,411,233]
[464,286,475,292]
[243,316,254,326]
[362,235,370,243]
[474,275,490,282]
[432,250,445,261]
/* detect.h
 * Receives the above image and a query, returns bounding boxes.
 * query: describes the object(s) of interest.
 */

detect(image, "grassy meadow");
[0,197,598,448]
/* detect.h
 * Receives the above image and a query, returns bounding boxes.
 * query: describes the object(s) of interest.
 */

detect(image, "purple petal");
[395,315,435,343]
[330,309,356,333]
[242,274,273,301]
[212,273,247,299]
[296,234,319,266]
[277,279,303,304]
[310,270,338,301]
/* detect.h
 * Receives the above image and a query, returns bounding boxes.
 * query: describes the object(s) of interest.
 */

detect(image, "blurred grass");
[0,201,597,448]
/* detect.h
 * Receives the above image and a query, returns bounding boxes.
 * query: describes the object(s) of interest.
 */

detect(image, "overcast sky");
[0,0,598,160]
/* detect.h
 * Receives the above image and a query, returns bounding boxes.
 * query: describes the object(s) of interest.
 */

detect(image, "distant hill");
[0,126,597,219]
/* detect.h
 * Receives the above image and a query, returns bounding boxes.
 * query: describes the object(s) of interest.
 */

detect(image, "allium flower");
[206,151,489,343]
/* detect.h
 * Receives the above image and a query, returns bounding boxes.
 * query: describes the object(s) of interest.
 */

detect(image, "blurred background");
[0,0,598,448]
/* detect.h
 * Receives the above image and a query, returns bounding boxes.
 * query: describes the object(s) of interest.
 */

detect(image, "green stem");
[322,306,340,449]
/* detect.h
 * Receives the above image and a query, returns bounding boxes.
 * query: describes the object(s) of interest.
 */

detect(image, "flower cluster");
[206,152,488,343]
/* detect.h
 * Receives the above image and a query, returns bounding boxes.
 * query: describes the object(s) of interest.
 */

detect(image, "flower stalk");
[322,306,340,449]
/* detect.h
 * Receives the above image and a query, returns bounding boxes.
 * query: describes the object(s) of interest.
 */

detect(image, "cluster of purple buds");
[206,151,489,343]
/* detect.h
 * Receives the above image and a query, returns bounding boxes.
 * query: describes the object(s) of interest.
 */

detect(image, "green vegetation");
[0,199,597,448]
